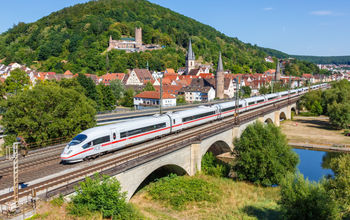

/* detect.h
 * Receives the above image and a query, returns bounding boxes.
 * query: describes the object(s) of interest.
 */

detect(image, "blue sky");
[0,0,349,56]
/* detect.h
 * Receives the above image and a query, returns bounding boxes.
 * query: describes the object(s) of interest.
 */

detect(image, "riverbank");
[281,116,350,147]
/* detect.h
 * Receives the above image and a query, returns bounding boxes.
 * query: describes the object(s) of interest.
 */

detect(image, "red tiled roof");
[198,73,214,79]
[64,70,73,75]
[134,91,175,99]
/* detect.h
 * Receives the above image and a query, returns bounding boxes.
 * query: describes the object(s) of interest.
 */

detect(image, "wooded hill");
[0,0,320,75]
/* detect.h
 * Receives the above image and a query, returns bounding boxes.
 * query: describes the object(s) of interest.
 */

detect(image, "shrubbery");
[201,152,230,178]
[280,173,339,220]
[146,174,222,209]
[234,122,299,186]
[69,174,141,219]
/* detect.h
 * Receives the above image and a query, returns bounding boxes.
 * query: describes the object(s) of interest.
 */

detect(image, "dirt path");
[281,116,350,146]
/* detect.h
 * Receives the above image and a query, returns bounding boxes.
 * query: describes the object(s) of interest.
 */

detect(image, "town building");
[215,52,225,99]
[125,69,153,85]
[133,91,176,109]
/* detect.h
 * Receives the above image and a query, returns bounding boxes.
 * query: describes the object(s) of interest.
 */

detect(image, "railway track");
[0,96,298,205]
[0,96,300,205]
[0,144,65,178]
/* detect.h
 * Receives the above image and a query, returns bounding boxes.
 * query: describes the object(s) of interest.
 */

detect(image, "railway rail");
[0,96,299,205]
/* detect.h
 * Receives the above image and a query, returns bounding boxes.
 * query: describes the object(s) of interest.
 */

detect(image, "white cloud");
[310,10,333,16]
[263,7,273,11]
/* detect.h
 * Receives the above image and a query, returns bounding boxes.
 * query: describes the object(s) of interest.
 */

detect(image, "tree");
[96,84,115,111]
[233,122,299,186]
[4,68,30,94]
[324,153,350,218]
[327,102,350,129]
[279,173,339,220]
[241,86,251,98]
[176,95,186,105]
[69,173,139,219]
[1,84,96,147]
[110,79,125,104]
[120,88,134,107]
[310,100,323,116]
[77,73,98,103]
[143,81,155,91]
[259,85,269,95]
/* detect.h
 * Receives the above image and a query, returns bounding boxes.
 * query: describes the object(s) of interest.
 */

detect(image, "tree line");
[0,0,323,76]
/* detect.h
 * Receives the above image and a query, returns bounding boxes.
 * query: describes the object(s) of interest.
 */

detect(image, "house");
[101,73,125,85]
[154,85,183,96]
[133,91,176,109]
[125,69,153,85]
[179,86,215,103]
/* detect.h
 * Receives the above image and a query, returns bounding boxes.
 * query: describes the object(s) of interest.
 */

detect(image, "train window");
[268,97,275,100]
[93,136,110,145]
[120,132,127,138]
[113,133,116,140]
[182,111,215,122]
[248,102,255,105]
[68,134,87,146]
[222,106,235,112]
[173,119,176,124]
[82,142,92,149]
[122,123,166,138]
[257,100,264,103]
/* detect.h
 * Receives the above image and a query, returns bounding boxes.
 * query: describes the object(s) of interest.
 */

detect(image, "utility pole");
[6,142,20,211]
[159,75,163,114]
[235,76,240,125]
[106,52,110,74]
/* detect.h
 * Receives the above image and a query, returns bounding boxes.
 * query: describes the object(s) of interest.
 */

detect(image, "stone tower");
[216,52,225,99]
[135,27,142,46]
[275,60,281,81]
[186,39,196,74]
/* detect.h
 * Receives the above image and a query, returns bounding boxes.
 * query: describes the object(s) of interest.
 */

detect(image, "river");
[293,148,335,182]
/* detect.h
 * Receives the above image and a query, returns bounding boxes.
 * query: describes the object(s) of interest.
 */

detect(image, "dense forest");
[0,0,322,75]
[262,48,350,65]
[291,55,350,65]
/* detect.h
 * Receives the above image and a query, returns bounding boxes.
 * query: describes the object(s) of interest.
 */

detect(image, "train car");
[218,100,246,117]
[61,114,171,162]
[61,83,328,163]
[173,105,219,131]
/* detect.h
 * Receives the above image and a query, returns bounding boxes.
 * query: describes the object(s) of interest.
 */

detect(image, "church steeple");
[215,52,224,99]
[275,59,281,81]
[186,39,195,61]
[185,38,196,74]
[217,52,223,72]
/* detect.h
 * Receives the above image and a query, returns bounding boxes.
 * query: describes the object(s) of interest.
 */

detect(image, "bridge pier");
[274,110,280,126]
[190,142,201,176]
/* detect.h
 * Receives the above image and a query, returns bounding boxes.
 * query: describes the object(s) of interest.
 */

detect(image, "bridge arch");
[280,112,287,121]
[265,118,273,124]
[132,164,188,198]
[204,140,232,156]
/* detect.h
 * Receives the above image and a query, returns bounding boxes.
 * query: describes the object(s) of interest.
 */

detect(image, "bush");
[50,194,64,207]
[324,153,350,218]
[68,173,141,219]
[280,173,339,220]
[234,122,299,186]
[201,152,230,177]
[146,174,222,210]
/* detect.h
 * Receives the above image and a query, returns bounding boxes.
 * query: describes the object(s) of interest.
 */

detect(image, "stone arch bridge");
[114,102,297,200]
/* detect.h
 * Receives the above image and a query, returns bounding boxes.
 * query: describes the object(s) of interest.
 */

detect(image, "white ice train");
[61,83,327,163]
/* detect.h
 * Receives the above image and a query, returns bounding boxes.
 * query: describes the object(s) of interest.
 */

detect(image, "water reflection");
[293,149,341,181]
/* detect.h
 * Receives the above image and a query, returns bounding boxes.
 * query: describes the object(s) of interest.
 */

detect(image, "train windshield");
[68,134,87,147]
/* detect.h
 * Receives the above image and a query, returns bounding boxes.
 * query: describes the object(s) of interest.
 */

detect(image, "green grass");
[298,111,318,117]
[146,174,222,210]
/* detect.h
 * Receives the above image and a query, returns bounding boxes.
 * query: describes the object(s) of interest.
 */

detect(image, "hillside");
[290,55,350,65]
[0,0,319,75]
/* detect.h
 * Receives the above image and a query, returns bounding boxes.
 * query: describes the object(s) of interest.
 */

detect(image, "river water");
[293,148,334,182]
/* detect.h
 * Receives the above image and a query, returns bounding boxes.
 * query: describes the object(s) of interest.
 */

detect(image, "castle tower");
[135,27,142,46]
[275,60,281,81]
[216,52,225,99]
[186,39,196,74]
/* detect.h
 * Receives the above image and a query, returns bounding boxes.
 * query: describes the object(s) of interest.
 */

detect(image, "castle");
[107,27,162,53]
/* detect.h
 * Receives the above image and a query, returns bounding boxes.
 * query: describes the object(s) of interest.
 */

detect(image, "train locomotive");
[61,83,327,163]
